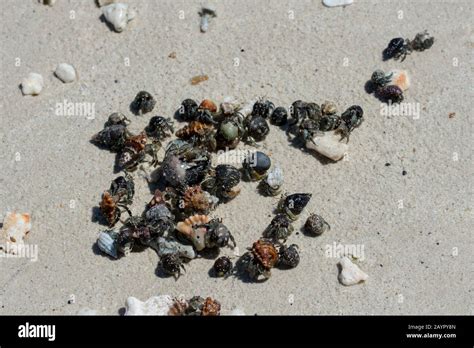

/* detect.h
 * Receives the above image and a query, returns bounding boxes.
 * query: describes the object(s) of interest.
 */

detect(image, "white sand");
[0,0,472,315]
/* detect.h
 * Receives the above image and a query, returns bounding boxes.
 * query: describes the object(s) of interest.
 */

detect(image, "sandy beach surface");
[0,0,472,315]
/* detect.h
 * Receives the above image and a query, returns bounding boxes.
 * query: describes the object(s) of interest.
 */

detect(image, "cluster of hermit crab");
[92,92,335,281]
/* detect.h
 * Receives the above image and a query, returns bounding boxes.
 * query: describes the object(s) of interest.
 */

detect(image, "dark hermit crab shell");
[160,252,184,279]
[279,193,312,221]
[377,85,404,103]
[263,213,294,241]
[251,99,275,119]
[384,37,406,59]
[304,213,330,236]
[270,106,288,126]
[179,99,199,121]
[242,151,271,181]
[91,124,129,152]
[213,256,233,277]
[278,244,300,269]
[131,91,156,115]
[245,115,269,142]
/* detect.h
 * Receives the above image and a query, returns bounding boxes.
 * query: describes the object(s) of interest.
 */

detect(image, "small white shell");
[338,256,368,286]
[55,63,77,83]
[125,295,175,316]
[265,165,283,188]
[388,69,410,91]
[306,130,349,161]
[97,230,118,258]
[21,73,44,96]
[0,212,31,254]
[323,0,354,7]
[102,3,136,32]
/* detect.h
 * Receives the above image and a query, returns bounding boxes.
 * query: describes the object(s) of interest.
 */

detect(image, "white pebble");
[21,73,44,96]
[305,130,349,161]
[323,0,354,7]
[338,256,368,286]
[102,3,136,33]
[124,295,174,315]
[54,63,77,83]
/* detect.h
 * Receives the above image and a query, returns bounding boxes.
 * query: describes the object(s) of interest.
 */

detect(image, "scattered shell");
[21,73,44,96]
[190,75,209,85]
[305,130,349,161]
[102,3,136,33]
[54,63,77,83]
[242,151,271,181]
[322,0,354,7]
[388,69,410,91]
[213,256,233,277]
[199,5,217,33]
[338,256,368,286]
[125,295,175,315]
[278,193,312,221]
[97,230,119,258]
[0,212,32,254]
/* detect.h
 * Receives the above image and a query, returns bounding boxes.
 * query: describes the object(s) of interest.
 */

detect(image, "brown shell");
[183,186,211,212]
[199,99,217,113]
[252,239,279,269]
[176,214,211,237]
[176,121,214,139]
[201,297,221,316]
[99,191,117,226]
[123,132,147,152]
[168,298,189,316]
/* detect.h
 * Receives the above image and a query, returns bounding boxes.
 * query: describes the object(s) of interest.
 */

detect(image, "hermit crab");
[186,296,221,316]
[202,164,241,202]
[258,165,283,196]
[304,213,330,236]
[91,115,131,152]
[278,244,300,269]
[263,213,294,241]
[117,132,160,171]
[145,116,174,141]
[238,239,279,281]
[383,31,434,61]
[212,256,233,278]
[176,215,235,251]
[99,175,135,227]
[278,193,312,221]
[130,91,156,115]
[242,151,271,181]
[159,252,186,280]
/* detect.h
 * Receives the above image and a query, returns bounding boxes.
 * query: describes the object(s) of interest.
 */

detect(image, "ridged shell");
[97,230,119,258]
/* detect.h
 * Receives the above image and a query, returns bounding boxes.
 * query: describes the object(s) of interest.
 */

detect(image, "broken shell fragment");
[54,63,77,83]
[154,237,196,259]
[305,130,349,161]
[0,212,31,254]
[125,295,175,315]
[102,3,136,32]
[21,73,44,96]
[338,256,368,286]
[388,69,410,91]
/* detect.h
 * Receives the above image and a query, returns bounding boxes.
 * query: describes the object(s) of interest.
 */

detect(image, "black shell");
[281,193,312,217]
[319,115,341,131]
[131,91,156,115]
[246,115,270,141]
[215,164,241,190]
[213,256,233,277]
[146,116,173,139]
[270,107,288,126]
[243,151,271,177]
[278,244,300,268]
[385,37,405,58]
[377,85,404,103]
[109,175,134,202]
[91,124,128,152]
[160,253,183,276]
[341,105,364,131]
[263,213,294,240]
[180,99,199,121]
[205,220,234,248]
[304,213,330,236]
[252,100,275,119]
